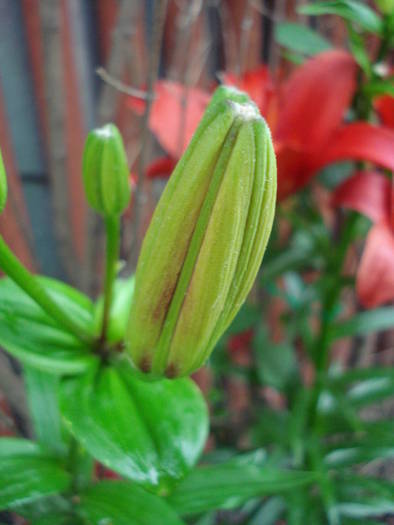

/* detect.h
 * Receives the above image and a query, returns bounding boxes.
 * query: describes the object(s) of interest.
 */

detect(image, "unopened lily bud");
[0,151,7,213]
[82,123,131,216]
[126,87,277,378]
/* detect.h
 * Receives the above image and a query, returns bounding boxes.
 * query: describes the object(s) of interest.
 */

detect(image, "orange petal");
[357,223,394,308]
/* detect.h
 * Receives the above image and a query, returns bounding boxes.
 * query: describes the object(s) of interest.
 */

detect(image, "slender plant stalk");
[305,24,393,520]
[308,213,359,428]
[0,236,93,345]
[129,0,168,269]
[100,216,121,342]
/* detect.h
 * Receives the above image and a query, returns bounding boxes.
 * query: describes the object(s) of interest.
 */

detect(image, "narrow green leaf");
[24,366,65,454]
[363,77,394,96]
[347,22,371,75]
[299,1,383,34]
[31,516,82,525]
[80,481,185,525]
[327,365,394,385]
[335,474,394,519]
[281,50,305,64]
[167,463,317,516]
[261,248,314,286]
[254,327,297,390]
[0,278,97,374]
[329,307,394,341]
[39,276,94,328]
[347,376,394,406]
[335,500,394,519]
[275,22,332,56]
[324,445,394,468]
[60,360,208,489]
[12,493,72,522]
[248,497,285,525]
[0,438,70,510]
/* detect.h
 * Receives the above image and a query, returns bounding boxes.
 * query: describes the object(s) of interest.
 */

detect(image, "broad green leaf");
[0,278,97,374]
[24,367,65,454]
[167,463,317,516]
[275,22,332,56]
[80,481,185,525]
[329,307,394,341]
[299,1,383,34]
[93,276,135,342]
[60,360,208,489]
[0,438,70,510]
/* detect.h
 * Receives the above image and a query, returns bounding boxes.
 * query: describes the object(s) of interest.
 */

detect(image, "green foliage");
[79,481,185,525]
[299,1,383,34]
[0,11,393,522]
[24,367,65,454]
[59,360,208,489]
[167,461,317,516]
[363,76,394,96]
[0,439,70,510]
[330,307,394,340]
[0,277,96,374]
[275,22,332,56]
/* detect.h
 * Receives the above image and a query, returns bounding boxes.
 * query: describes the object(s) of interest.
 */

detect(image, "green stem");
[308,213,359,428]
[100,216,121,342]
[0,236,93,345]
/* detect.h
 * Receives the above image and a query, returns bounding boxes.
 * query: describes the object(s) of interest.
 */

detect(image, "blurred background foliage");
[0,1,394,524]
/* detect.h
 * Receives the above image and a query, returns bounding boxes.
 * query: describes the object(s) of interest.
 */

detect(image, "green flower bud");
[126,87,277,378]
[0,150,7,213]
[82,123,131,216]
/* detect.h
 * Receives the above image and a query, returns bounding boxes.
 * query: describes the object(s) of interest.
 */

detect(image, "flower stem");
[0,236,93,345]
[100,215,121,342]
[308,212,359,427]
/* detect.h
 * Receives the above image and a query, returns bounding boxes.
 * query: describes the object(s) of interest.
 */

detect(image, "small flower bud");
[82,123,131,216]
[126,87,277,378]
[0,151,7,213]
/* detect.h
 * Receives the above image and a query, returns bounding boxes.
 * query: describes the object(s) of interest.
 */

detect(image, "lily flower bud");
[126,87,277,378]
[0,151,7,213]
[82,123,131,216]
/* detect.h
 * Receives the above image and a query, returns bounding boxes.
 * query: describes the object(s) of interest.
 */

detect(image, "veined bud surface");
[0,151,7,213]
[126,86,277,378]
[82,123,131,216]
